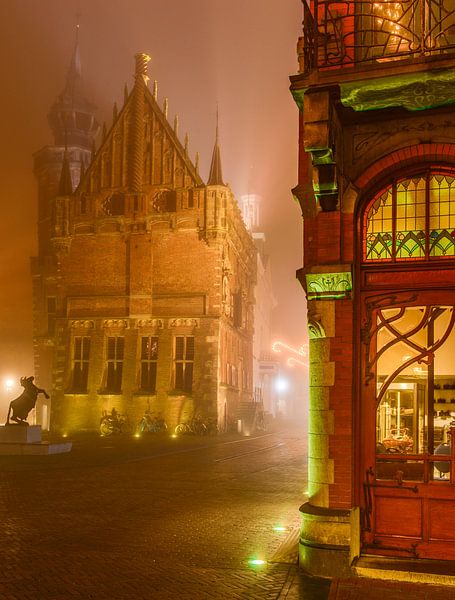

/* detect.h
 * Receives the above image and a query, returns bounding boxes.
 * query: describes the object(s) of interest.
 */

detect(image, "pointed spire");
[207,108,225,186]
[58,148,73,196]
[174,115,179,135]
[163,98,168,119]
[80,156,86,179]
[184,133,189,154]
[66,24,82,93]
[47,24,99,149]
[195,151,200,173]
[153,80,158,100]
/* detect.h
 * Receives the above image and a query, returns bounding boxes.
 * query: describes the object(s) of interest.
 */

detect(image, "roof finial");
[184,133,189,154]
[174,115,179,135]
[68,23,82,82]
[195,151,200,173]
[153,80,158,100]
[134,53,151,86]
[207,106,225,186]
[163,98,168,119]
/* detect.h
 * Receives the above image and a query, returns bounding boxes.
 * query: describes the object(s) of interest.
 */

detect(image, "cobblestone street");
[0,427,329,599]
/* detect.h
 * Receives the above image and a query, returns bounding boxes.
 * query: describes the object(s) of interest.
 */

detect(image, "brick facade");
[32,51,256,434]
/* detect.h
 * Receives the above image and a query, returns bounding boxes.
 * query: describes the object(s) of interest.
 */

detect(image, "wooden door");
[360,290,455,559]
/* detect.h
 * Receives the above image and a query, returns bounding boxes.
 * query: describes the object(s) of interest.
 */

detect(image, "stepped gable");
[77,53,203,196]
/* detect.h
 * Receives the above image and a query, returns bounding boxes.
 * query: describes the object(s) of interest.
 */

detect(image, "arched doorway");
[359,168,455,559]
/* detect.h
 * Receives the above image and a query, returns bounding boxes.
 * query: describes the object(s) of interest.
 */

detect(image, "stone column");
[299,269,357,578]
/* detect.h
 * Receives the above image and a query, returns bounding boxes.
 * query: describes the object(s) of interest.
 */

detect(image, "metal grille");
[303,0,455,72]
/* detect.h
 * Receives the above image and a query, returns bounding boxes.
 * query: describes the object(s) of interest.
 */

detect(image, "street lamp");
[4,378,14,394]
[275,377,289,393]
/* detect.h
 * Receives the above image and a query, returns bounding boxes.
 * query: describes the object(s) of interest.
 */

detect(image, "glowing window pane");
[429,175,455,257]
[364,171,455,262]
[365,188,393,260]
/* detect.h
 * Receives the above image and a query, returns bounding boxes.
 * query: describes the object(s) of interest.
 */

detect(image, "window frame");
[362,167,455,263]
[173,336,194,393]
[104,336,124,394]
[139,336,159,393]
[71,335,91,393]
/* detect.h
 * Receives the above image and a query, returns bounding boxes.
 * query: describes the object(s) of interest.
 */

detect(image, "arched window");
[363,170,455,262]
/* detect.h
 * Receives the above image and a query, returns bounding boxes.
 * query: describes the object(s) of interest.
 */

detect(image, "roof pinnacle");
[58,147,73,196]
[207,107,225,186]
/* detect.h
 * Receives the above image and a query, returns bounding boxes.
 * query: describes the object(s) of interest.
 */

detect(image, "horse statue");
[6,376,49,426]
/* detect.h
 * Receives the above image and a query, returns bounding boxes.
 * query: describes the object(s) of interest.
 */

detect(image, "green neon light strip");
[340,67,455,112]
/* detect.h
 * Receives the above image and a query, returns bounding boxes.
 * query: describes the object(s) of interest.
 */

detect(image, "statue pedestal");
[0,425,42,443]
[0,425,72,455]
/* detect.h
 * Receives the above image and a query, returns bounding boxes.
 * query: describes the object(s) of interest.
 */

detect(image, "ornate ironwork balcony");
[300,0,455,74]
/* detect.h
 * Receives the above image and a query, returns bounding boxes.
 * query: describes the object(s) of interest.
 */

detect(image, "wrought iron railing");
[301,0,455,73]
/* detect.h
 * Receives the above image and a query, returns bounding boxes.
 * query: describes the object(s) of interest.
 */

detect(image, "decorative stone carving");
[308,319,326,339]
[306,271,352,301]
[352,121,455,162]
[70,320,94,329]
[168,318,199,328]
[136,319,163,328]
[102,319,128,329]
[51,237,71,255]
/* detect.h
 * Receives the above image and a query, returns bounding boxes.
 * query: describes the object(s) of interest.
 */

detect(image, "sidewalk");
[328,578,455,599]
[283,570,455,600]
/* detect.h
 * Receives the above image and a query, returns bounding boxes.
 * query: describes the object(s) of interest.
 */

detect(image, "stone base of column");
[298,502,359,579]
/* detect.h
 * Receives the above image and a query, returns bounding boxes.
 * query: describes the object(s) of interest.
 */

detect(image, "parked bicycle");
[137,411,168,434]
[100,408,132,436]
[205,417,219,435]
[174,415,218,436]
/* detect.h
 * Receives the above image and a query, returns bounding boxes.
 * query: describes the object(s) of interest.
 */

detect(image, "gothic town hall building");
[32,43,256,434]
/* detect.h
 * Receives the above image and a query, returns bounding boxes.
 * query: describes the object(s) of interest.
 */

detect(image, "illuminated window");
[140,336,158,393]
[72,336,90,393]
[105,337,124,393]
[174,336,194,393]
[364,171,455,262]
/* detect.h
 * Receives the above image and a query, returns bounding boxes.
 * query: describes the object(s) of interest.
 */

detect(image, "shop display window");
[374,304,455,481]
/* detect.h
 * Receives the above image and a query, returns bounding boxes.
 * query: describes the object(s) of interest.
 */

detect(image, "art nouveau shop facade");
[290,0,455,579]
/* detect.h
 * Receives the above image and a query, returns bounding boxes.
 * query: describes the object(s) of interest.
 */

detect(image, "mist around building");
[0,36,307,438]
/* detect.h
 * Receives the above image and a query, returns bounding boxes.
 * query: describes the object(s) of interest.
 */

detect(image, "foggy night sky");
[0,0,306,385]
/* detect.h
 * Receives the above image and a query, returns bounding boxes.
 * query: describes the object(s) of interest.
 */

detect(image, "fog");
[0,0,306,407]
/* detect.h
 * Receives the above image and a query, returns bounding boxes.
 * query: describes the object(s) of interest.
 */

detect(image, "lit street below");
[0,426,329,599]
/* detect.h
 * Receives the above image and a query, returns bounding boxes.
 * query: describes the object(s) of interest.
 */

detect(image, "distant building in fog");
[32,41,256,433]
[240,194,278,417]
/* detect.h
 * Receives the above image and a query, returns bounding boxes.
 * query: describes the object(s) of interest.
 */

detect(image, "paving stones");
[0,429,320,599]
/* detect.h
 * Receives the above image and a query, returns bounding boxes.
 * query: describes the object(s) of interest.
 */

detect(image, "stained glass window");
[429,174,455,258]
[365,188,393,260]
[364,170,455,262]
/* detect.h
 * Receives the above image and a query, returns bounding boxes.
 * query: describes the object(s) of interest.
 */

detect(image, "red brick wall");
[329,299,354,508]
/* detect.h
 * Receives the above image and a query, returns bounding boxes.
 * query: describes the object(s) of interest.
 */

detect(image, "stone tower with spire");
[31,29,99,427]
[32,50,256,434]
